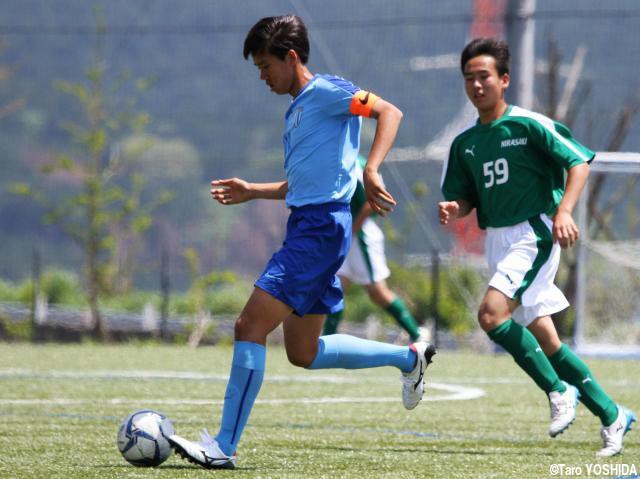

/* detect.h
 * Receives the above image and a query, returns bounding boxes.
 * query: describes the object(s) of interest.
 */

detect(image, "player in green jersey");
[439,37,635,457]
[323,155,428,343]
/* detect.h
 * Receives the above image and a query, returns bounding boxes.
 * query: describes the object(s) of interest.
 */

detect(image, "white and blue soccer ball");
[117,409,174,467]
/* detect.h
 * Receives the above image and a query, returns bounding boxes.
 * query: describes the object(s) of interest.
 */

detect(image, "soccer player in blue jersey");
[168,15,435,469]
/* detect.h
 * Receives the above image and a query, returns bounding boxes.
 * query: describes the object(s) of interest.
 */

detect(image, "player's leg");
[487,215,588,436]
[480,288,565,395]
[529,315,617,424]
[286,313,417,371]
[283,311,435,410]
[323,276,350,335]
[528,316,636,455]
[483,217,567,394]
[286,202,434,408]
[352,224,424,341]
[322,310,343,335]
[525,315,561,356]
[480,291,578,437]
[365,281,422,341]
[214,288,292,454]
[190,203,345,465]
[170,287,292,469]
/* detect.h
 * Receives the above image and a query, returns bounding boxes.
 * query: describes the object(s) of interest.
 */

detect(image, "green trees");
[11,9,172,340]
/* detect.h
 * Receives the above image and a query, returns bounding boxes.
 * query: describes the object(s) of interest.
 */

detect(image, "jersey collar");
[475,104,513,129]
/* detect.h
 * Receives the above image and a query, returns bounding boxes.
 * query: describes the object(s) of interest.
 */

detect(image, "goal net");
[573,152,640,357]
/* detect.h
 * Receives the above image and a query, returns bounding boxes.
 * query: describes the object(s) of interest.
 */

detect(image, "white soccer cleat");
[401,341,436,410]
[596,405,637,457]
[548,382,580,437]
[168,429,236,469]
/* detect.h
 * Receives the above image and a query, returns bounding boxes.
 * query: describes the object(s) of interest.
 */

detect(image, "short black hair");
[460,38,510,76]
[243,15,310,64]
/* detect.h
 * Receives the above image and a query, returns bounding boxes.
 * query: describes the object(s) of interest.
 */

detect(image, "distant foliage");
[8,7,174,340]
[0,269,83,305]
[388,261,481,335]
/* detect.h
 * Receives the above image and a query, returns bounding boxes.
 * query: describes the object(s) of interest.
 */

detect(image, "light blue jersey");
[283,74,363,207]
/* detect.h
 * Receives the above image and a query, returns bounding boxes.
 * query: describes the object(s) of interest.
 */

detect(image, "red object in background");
[471,0,506,38]
[443,0,503,257]
[446,214,486,255]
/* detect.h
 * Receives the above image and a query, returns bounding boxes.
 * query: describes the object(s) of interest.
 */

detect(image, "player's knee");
[286,349,314,368]
[233,315,263,342]
[478,303,504,332]
[234,318,246,340]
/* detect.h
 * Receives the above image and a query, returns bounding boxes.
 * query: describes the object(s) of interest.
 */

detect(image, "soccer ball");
[116,409,174,467]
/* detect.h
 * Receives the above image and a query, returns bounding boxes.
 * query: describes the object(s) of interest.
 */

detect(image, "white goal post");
[573,151,640,357]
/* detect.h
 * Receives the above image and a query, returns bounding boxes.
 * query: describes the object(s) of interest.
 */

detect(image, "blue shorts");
[255,202,351,317]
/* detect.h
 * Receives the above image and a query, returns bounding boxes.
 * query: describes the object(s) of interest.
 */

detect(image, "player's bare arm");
[211,178,288,205]
[438,198,473,225]
[553,162,590,248]
[363,98,402,215]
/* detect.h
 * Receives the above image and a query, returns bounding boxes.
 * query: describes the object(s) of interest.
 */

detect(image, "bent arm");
[366,99,403,173]
[455,198,474,218]
[557,162,589,215]
[363,99,403,215]
[438,198,474,225]
[553,162,590,248]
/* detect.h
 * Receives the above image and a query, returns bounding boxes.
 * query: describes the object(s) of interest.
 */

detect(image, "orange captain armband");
[349,90,380,117]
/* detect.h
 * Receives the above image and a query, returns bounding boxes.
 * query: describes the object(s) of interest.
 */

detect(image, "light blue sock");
[215,341,265,456]
[308,334,416,373]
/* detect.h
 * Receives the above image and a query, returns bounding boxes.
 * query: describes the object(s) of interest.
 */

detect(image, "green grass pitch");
[0,343,637,478]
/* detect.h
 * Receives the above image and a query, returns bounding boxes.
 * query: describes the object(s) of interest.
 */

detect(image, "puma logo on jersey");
[501,137,528,147]
[582,376,593,384]
[465,145,476,157]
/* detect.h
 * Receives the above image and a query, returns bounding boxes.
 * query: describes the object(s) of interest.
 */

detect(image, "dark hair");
[243,15,310,64]
[460,38,510,76]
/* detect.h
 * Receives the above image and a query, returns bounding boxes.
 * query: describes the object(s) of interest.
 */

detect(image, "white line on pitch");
[2,369,636,388]
[0,382,485,406]
[0,368,356,383]
[0,368,525,384]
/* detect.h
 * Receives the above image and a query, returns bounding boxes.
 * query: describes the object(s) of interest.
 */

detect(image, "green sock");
[385,297,421,341]
[487,319,565,395]
[323,310,343,336]
[549,344,618,426]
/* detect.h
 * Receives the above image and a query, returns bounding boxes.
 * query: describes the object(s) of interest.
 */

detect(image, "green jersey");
[350,155,369,218]
[441,105,594,229]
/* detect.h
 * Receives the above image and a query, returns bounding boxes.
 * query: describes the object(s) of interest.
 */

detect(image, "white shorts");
[338,218,390,285]
[485,214,569,327]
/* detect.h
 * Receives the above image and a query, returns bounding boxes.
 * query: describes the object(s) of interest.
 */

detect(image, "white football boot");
[169,428,236,469]
[401,341,437,410]
[548,382,580,437]
[596,405,636,457]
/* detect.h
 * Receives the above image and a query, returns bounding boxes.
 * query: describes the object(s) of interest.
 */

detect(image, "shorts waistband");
[289,202,350,213]
[486,213,551,232]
